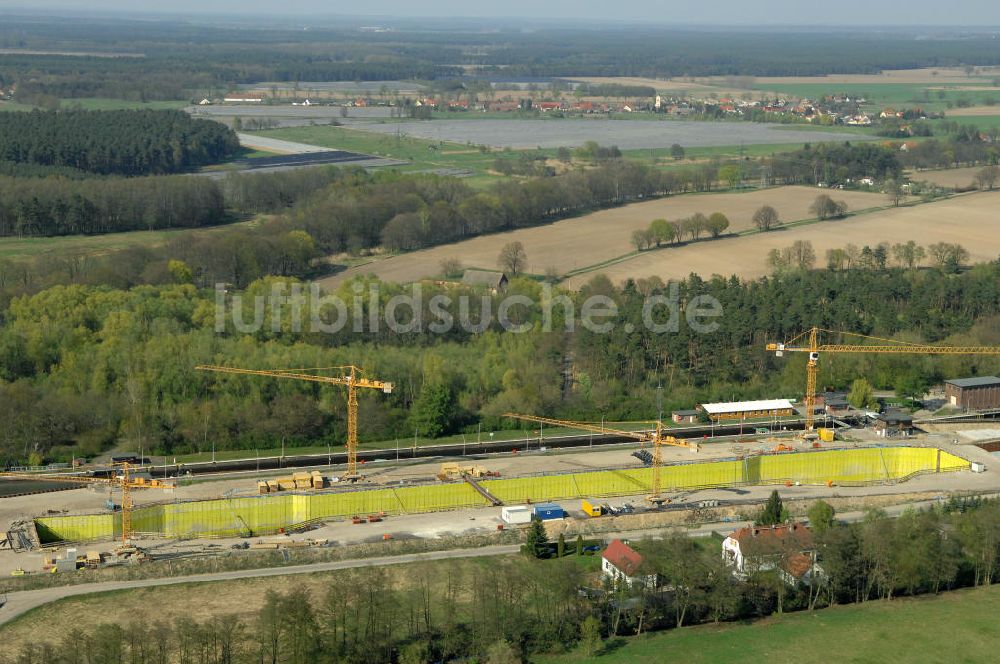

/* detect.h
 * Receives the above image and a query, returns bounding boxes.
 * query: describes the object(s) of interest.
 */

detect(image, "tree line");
[3,259,1000,463]
[0,175,226,236]
[631,212,731,250]
[12,497,1000,663]
[0,110,238,176]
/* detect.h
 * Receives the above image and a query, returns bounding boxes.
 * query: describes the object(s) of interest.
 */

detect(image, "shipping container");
[581,499,602,517]
[818,428,835,442]
[533,503,565,520]
[500,505,533,524]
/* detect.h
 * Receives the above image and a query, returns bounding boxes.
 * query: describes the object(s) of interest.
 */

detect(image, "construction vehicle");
[196,364,392,480]
[0,462,173,547]
[581,498,603,517]
[767,327,1000,431]
[503,413,698,503]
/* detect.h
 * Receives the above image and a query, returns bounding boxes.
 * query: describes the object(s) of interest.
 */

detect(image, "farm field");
[908,166,985,189]
[945,105,1000,116]
[583,191,1000,288]
[539,584,1000,664]
[717,66,1000,85]
[335,118,869,150]
[320,186,887,287]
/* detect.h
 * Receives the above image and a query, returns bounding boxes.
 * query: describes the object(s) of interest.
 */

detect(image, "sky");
[8,0,1000,26]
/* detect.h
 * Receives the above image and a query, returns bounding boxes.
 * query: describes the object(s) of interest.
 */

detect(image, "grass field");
[0,553,601,649]
[248,125,507,186]
[162,419,677,463]
[0,98,187,112]
[908,166,985,189]
[540,584,1000,664]
[585,190,1000,287]
[320,186,888,287]
[0,219,258,261]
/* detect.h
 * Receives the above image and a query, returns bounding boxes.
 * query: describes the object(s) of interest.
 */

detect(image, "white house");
[722,522,822,585]
[602,539,656,589]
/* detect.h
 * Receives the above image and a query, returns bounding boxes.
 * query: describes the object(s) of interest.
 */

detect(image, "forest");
[0,110,239,176]
[0,175,226,236]
[1,261,999,464]
[11,496,1000,664]
[0,157,712,264]
[765,142,903,186]
[3,18,1000,103]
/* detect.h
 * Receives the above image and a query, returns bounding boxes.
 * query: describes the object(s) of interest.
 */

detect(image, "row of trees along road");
[14,497,1000,663]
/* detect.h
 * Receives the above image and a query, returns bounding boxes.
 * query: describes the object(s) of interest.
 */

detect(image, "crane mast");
[195,364,393,479]
[768,326,1000,431]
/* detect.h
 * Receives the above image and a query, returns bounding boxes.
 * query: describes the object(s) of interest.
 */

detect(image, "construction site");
[3,330,1000,581]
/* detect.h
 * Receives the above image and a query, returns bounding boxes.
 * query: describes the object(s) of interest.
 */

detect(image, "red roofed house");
[602,539,657,588]
[722,522,822,585]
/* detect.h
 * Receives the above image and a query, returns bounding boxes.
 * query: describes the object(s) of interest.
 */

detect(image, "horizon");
[4,2,1000,28]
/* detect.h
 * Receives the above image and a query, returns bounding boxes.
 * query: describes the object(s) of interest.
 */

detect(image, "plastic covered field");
[35,447,968,542]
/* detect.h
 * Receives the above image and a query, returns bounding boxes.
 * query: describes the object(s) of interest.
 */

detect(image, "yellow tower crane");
[767,326,1000,431]
[502,413,698,503]
[0,462,173,546]
[195,365,393,479]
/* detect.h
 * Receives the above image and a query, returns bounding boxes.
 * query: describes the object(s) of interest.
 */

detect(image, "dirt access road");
[0,544,520,627]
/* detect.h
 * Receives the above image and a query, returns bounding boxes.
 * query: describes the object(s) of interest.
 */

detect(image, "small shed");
[461,269,508,292]
[532,503,565,521]
[672,409,700,424]
[874,410,914,437]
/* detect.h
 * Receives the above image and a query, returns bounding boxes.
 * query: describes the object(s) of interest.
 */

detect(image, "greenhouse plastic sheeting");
[34,447,969,543]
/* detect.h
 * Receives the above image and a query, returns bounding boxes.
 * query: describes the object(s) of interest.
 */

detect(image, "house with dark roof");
[945,376,1000,410]
[816,391,850,416]
[461,269,508,293]
[874,410,914,437]
[722,523,819,585]
[602,539,656,589]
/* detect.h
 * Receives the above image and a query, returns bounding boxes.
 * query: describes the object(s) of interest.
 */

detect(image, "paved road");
[0,544,519,627]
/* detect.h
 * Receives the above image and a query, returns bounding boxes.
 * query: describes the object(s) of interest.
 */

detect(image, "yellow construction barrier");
[34,447,970,543]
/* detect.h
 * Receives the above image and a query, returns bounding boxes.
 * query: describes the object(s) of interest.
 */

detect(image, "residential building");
[945,376,1000,410]
[722,523,819,585]
[602,539,656,589]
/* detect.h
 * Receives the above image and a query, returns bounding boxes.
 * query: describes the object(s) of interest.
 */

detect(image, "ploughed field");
[586,191,1000,287]
[322,186,886,287]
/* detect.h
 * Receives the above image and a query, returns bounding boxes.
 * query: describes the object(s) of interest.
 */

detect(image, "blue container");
[533,503,565,520]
